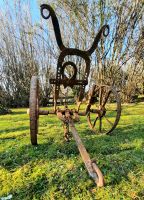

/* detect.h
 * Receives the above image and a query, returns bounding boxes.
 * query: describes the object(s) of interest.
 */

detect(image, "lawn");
[0,103,144,200]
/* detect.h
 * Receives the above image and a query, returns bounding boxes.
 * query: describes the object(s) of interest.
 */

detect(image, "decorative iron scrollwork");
[40,4,109,108]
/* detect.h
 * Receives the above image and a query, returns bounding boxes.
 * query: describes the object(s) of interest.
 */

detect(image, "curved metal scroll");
[40,4,109,55]
[40,4,110,110]
[87,25,109,55]
[40,4,66,51]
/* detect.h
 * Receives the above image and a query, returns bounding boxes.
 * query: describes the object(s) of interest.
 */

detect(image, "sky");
[0,0,40,22]
[29,0,40,22]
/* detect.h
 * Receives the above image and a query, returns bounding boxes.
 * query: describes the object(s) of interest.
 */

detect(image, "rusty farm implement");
[28,4,121,187]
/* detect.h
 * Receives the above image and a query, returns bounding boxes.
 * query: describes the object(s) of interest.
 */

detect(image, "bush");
[0,104,12,115]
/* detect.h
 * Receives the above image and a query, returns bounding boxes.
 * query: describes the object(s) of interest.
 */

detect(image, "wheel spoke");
[102,90,111,107]
[99,87,103,106]
[99,117,102,132]
[92,116,98,128]
[104,116,113,126]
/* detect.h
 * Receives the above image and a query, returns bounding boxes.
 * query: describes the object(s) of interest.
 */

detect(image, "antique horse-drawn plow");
[28,4,121,187]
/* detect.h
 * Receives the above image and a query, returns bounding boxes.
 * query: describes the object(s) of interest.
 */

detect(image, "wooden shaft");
[38,110,55,115]
[69,119,104,187]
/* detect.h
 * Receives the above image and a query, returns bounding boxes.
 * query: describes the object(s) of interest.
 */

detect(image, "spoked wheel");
[29,76,39,145]
[87,85,121,135]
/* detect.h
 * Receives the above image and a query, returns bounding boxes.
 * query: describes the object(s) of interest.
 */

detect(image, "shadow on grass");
[11,111,27,115]
[0,126,29,134]
[79,123,144,185]
[0,122,143,194]
[0,138,79,170]
[80,124,144,153]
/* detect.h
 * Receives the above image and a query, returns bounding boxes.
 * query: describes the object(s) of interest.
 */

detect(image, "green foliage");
[0,104,11,115]
[0,103,144,199]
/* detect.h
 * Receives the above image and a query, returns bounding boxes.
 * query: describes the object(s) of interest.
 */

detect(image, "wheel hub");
[98,107,106,117]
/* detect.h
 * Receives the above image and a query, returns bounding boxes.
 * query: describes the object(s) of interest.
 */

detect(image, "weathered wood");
[29,76,39,145]
[69,119,104,187]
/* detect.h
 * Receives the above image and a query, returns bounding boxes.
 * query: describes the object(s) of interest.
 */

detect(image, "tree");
[41,0,144,101]
[0,0,55,107]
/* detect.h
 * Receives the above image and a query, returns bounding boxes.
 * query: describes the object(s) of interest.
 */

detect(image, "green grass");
[0,103,144,200]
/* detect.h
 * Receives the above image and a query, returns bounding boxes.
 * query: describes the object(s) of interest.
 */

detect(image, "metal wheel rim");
[87,85,121,135]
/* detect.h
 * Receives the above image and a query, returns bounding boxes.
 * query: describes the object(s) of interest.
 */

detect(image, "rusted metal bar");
[50,79,88,86]
[38,110,56,115]
[38,110,49,115]
[89,109,100,114]
[69,119,104,187]
[49,96,75,100]
[27,109,56,115]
